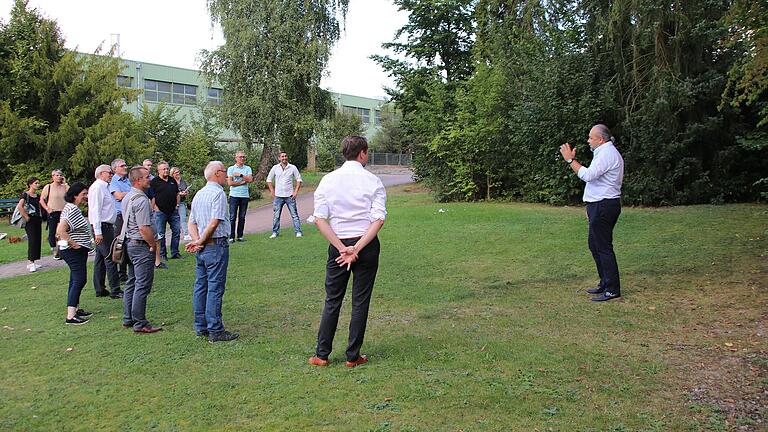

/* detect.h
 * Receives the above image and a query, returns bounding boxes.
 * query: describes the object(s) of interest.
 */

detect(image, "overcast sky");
[0,0,408,99]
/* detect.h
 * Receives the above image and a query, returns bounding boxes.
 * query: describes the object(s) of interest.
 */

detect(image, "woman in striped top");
[56,182,94,325]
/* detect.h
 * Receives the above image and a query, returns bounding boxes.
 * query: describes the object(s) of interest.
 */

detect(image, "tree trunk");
[254,144,272,182]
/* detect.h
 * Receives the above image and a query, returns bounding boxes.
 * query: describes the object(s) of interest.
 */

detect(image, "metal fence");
[335,152,412,167]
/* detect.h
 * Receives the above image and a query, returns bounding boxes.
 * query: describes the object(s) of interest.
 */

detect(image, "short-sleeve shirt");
[189,181,230,239]
[227,164,252,198]
[109,175,132,214]
[61,203,93,249]
[123,188,155,241]
[266,163,302,197]
[150,176,179,215]
[42,182,68,212]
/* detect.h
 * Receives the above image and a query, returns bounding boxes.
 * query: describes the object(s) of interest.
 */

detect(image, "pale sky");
[0,0,408,99]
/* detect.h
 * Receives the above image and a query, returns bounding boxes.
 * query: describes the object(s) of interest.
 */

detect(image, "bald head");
[204,161,226,186]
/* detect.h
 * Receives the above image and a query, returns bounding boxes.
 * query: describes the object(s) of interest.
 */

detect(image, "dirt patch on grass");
[662,264,767,430]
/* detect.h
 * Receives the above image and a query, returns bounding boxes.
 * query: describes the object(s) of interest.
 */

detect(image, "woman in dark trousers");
[56,182,94,325]
[17,177,42,273]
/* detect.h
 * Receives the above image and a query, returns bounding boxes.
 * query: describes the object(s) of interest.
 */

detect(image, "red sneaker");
[308,356,329,367]
[345,355,369,368]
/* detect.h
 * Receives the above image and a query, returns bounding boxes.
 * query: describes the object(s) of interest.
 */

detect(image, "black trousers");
[25,216,42,261]
[316,236,380,362]
[47,211,61,248]
[586,198,622,295]
[114,214,128,280]
[93,222,120,294]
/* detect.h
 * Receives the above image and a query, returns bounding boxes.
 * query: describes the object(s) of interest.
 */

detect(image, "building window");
[207,88,223,106]
[144,79,196,105]
[375,109,381,125]
[343,105,370,124]
[117,75,133,88]
[172,83,197,105]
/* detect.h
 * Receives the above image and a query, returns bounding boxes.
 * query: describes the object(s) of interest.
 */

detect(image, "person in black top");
[17,177,43,272]
[150,161,181,260]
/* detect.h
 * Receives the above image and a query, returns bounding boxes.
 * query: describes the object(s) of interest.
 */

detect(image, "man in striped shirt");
[186,161,239,343]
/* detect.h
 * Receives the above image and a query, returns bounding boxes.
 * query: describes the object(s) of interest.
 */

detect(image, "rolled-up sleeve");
[310,181,329,222]
[369,180,387,221]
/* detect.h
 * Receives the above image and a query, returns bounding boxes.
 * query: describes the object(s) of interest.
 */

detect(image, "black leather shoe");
[95,291,110,297]
[196,331,209,337]
[591,292,621,302]
[170,254,183,259]
[209,331,239,343]
[110,290,124,299]
[587,287,605,294]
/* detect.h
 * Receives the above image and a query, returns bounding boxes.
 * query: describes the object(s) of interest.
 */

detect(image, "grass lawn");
[0,222,35,265]
[0,186,765,431]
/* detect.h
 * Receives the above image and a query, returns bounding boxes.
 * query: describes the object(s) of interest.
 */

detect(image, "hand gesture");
[94,234,103,245]
[560,143,576,161]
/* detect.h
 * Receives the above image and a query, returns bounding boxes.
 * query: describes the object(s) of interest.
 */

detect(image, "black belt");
[130,239,149,245]
[204,237,227,245]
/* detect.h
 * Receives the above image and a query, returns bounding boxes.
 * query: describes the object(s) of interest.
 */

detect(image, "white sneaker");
[296,232,303,238]
[269,233,277,239]
[27,263,36,273]
[183,235,192,241]
[34,263,42,270]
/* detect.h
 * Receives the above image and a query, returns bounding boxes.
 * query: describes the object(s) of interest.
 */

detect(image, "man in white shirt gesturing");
[266,151,303,238]
[308,136,387,368]
[560,124,625,302]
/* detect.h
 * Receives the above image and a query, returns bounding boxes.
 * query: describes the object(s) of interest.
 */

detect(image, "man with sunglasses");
[110,159,131,281]
[89,164,122,299]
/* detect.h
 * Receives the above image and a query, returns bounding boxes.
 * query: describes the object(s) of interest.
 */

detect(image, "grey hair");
[593,124,615,143]
[170,166,180,176]
[204,161,225,180]
[110,159,125,171]
[94,164,112,178]
[129,166,147,184]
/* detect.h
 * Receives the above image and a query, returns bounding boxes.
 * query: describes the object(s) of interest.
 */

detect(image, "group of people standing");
[14,124,624,366]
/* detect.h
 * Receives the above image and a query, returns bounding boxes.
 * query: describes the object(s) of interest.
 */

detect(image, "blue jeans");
[61,247,89,307]
[178,203,188,236]
[154,210,180,258]
[272,196,302,235]
[192,238,230,335]
[229,197,249,240]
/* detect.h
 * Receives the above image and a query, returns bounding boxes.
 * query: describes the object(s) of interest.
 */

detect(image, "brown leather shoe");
[308,356,329,366]
[134,325,163,334]
[122,323,132,329]
[345,355,368,368]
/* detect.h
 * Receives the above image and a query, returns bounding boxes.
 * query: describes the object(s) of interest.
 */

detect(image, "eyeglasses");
[217,169,227,175]
[118,164,127,168]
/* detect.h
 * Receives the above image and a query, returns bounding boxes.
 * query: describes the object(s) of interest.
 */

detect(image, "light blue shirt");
[577,141,624,202]
[189,181,231,239]
[109,174,132,214]
[227,164,252,198]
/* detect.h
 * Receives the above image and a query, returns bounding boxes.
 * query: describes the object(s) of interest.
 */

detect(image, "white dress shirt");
[310,161,387,238]
[577,141,624,202]
[88,178,117,235]
[267,163,302,197]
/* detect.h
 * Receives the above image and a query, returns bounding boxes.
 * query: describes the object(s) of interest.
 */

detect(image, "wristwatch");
[566,158,574,164]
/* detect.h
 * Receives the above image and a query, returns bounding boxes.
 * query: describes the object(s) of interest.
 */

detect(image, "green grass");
[0,189,765,430]
[0,222,35,265]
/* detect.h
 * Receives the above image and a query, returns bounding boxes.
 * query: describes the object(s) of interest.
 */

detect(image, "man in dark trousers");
[308,136,387,368]
[150,161,181,260]
[560,124,625,302]
[122,166,162,333]
[88,164,122,299]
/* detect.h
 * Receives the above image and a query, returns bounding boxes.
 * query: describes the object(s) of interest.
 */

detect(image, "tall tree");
[0,0,146,190]
[202,0,347,180]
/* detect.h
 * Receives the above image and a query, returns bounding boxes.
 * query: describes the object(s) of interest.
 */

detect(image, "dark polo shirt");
[150,176,179,215]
